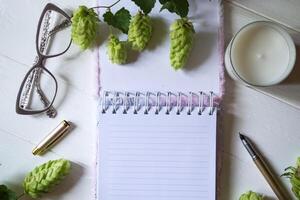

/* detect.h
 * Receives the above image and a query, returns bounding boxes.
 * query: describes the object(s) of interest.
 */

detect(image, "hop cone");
[107,35,127,64]
[170,18,195,70]
[239,191,264,200]
[128,12,152,51]
[282,157,300,199]
[71,5,99,50]
[23,159,71,198]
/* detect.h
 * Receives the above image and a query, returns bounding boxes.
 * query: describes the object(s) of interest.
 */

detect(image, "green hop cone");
[282,157,300,199]
[107,35,127,64]
[71,5,99,50]
[128,12,152,51]
[239,191,264,200]
[170,18,195,70]
[23,159,71,199]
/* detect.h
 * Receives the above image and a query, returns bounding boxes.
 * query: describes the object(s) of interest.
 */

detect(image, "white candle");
[225,21,296,86]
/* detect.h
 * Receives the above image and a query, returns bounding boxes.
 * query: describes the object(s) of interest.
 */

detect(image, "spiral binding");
[101,91,216,115]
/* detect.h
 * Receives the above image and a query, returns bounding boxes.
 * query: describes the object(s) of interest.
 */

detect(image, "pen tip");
[239,132,245,140]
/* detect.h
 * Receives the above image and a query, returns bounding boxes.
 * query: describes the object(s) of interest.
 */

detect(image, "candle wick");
[257,53,265,59]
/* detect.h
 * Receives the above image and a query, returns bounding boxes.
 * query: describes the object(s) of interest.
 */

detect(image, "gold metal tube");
[32,120,71,155]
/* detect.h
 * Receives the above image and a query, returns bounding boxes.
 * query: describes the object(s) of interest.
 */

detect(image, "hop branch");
[0,159,71,200]
[70,0,196,70]
[282,157,300,199]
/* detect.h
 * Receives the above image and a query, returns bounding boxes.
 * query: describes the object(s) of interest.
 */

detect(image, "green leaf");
[159,0,168,3]
[103,7,131,33]
[0,185,17,200]
[159,0,189,18]
[160,2,176,13]
[131,0,156,15]
[103,11,114,27]
[282,158,300,199]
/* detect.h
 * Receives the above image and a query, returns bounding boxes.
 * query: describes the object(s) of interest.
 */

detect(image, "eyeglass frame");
[16,3,72,115]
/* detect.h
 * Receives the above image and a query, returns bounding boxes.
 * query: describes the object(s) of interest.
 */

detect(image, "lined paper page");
[97,111,216,200]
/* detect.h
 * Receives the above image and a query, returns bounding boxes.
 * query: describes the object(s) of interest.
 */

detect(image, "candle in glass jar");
[225,21,296,86]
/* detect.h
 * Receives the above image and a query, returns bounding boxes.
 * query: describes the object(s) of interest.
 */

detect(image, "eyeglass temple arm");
[37,19,71,117]
[33,68,57,118]
[48,19,71,37]
[20,11,62,118]
[20,11,52,109]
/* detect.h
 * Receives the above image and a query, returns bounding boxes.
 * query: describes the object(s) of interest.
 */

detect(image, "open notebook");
[96,0,224,199]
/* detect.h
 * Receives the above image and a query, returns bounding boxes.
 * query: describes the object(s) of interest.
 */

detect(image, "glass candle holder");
[225,21,296,86]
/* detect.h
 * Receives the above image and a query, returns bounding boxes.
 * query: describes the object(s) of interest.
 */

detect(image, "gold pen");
[32,120,71,155]
[239,133,289,200]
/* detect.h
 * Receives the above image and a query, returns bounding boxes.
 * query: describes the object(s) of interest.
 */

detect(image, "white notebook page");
[98,0,221,94]
[97,111,216,200]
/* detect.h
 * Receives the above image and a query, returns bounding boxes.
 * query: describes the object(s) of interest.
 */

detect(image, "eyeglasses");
[16,3,72,118]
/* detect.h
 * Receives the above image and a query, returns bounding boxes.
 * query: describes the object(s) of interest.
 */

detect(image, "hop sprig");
[0,185,17,200]
[107,35,127,64]
[23,159,71,198]
[128,12,152,51]
[282,157,300,199]
[239,191,264,200]
[71,6,99,50]
[169,17,195,70]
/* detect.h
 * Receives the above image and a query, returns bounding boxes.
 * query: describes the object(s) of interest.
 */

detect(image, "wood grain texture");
[224,0,300,110]
[221,1,300,199]
[0,0,97,199]
[1,0,300,200]
[220,78,300,200]
[227,0,300,33]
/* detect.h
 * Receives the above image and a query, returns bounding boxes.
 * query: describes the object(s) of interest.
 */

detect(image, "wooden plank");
[226,0,300,32]
[0,129,94,200]
[0,0,96,65]
[0,1,97,199]
[0,55,96,171]
[220,80,300,200]
[224,1,300,110]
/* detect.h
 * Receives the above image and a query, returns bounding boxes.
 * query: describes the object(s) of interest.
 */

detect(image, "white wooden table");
[1,0,300,199]
[222,1,300,199]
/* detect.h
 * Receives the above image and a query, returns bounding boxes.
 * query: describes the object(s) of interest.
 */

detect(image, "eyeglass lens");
[38,10,71,57]
[19,67,57,112]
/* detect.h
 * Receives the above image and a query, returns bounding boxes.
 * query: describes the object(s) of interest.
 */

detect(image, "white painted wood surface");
[222,1,300,199]
[225,0,300,110]
[0,0,300,200]
[0,0,97,199]
[228,0,300,32]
